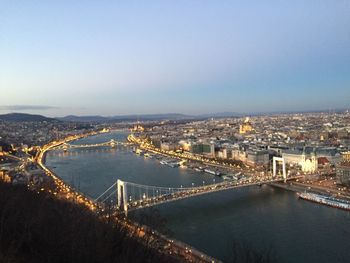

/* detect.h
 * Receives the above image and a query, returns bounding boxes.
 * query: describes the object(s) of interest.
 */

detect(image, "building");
[191,142,215,157]
[319,132,329,141]
[131,124,144,132]
[300,151,318,174]
[246,150,269,167]
[281,148,318,173]
[232,145,247,162]
[282,149,304,165]
[160,142,176,151]
[216,148,228,159]
[149,135,161,148]
[315,147,341,165]
[337,130,349,139]
[178,140,192,151]
[239,117,253,134]
[318,157,330,169]
[336,152,350,186]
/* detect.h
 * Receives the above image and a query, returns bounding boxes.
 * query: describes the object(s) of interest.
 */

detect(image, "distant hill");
[0,113,56,122]
[2,112,241,123]
[58,112,250,122]
[197,112,243,118]
[58,113,194,122]
[112,113,193,121]
[58,115,111,122]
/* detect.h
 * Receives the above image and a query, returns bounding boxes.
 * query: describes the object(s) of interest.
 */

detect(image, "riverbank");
[128,134,249,175]
[36,131,100,210]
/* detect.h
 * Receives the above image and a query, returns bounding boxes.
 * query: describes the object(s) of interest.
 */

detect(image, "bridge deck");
[52,140,132,149]
[121,176,302,212]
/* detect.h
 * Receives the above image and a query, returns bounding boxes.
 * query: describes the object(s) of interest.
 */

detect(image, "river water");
[46,131,350,262]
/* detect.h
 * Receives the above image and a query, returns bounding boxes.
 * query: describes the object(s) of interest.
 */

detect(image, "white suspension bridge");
[95,159,301,215]
[53,139,133,151]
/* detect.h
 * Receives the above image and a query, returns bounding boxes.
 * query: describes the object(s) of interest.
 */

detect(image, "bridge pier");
[117,179,128,214]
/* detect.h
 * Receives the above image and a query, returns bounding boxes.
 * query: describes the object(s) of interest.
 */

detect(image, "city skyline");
[1,1,350,116]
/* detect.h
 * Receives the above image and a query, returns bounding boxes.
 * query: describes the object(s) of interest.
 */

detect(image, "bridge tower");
[109,139,116,148]
[117,179,128,213]
[272,157,286,183]
[62,143,69,152]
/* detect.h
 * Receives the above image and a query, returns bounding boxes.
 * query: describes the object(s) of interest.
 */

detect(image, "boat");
[135,149,143,155]
[235,172,242,177]
[167,162,180,168]
[222,174,237,181]
[160,159,180,168]
[204,169,221,176]
[297,192,350,211]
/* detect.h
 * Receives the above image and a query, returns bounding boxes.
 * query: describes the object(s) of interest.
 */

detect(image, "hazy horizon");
[1,1,349,116]
[0,106,349,119]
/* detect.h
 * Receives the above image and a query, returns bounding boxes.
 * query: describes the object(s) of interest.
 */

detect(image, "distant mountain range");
[57,112,244,122]
[58,113,194,122]
[0,113,56,122]
[0,112,242,123]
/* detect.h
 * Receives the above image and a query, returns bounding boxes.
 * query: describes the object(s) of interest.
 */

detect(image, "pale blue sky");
[0,1,349,116]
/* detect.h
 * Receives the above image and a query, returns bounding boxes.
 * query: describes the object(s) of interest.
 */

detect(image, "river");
[45,131,350,262]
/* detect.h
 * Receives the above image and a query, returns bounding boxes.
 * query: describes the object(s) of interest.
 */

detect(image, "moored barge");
[297,192,350,211]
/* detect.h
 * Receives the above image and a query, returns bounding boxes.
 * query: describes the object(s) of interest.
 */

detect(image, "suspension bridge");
[52,139,132,150]
[95,173,302,215]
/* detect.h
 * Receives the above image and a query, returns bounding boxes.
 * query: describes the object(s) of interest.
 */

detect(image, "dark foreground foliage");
[130,207,173,237]
[0,182,179,263]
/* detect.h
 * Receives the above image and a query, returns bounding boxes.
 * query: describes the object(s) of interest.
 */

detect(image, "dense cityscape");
[2,111,350,191]
[1,110,350,262]
[1,1,350,262]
